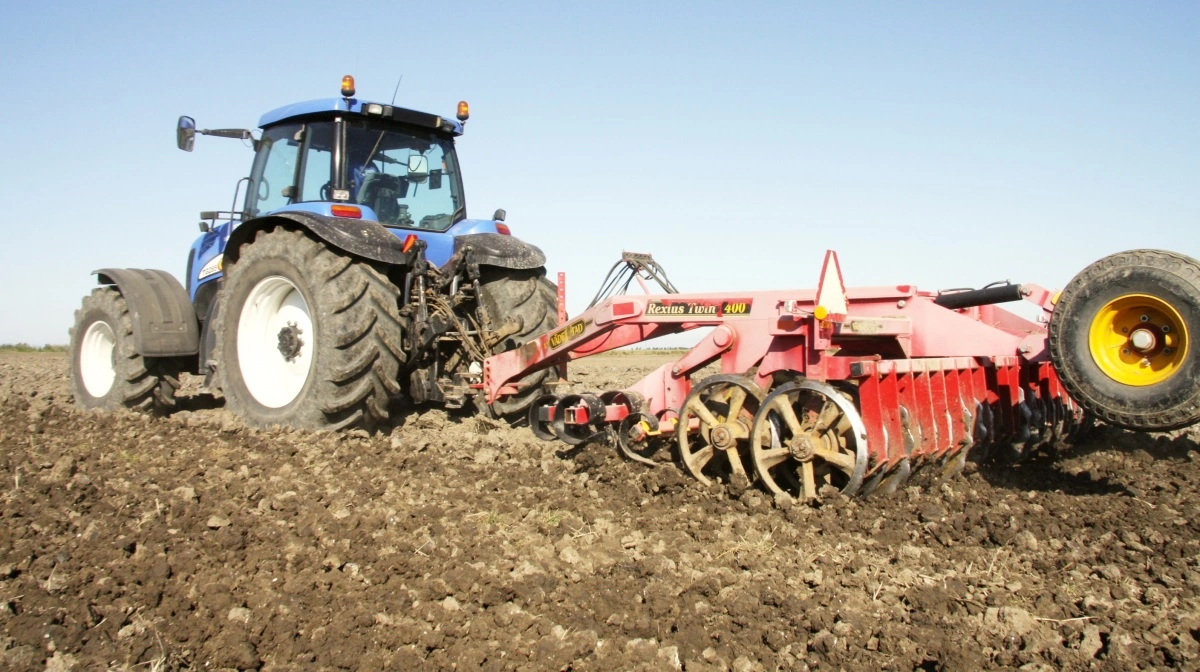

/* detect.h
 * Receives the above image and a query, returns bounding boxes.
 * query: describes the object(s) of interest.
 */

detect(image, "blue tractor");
[69,76,558,430]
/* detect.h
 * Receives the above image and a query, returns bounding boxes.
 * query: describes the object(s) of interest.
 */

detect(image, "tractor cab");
[247,105,465,232]
[178,77,514,306]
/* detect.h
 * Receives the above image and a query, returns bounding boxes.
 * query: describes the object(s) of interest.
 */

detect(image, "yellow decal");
[547,319,589,349]
[645,299,753,317]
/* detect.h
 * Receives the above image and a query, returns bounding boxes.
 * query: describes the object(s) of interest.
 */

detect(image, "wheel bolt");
[1164,348,1172,355]
[1162,325,1171,333]
[1121,327,1129,334]
[1140,314,1150,322]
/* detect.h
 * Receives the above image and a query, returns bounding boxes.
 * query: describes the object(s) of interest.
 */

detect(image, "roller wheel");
[750,380,869,503]
[678,375,764,488]
[1049,249,1200,431]
[69,287,177,413]
[477,267,559,417]
[215,228,405,431]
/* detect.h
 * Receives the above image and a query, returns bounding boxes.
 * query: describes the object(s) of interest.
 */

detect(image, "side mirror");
[407,155,429,182]
[177,116,196,152]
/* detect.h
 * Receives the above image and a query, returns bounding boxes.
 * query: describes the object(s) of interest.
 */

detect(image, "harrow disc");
[527,393,562,441]
[552,394,608,445]
[750,380,869,503]
[678,375,764,488]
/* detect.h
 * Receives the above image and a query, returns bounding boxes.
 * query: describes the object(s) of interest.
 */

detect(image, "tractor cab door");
[245,122,338,217]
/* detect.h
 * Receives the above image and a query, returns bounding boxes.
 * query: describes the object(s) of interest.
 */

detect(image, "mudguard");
[224,212,413,267]
[94,268,200,356]
[453,233,546,270]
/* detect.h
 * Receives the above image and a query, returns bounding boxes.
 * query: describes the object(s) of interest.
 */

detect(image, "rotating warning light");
[456,101,470,122]
[341,75,356,97]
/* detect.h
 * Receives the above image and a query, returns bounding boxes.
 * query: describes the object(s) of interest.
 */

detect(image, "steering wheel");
[320,182,333,201]
[257,177,271,202]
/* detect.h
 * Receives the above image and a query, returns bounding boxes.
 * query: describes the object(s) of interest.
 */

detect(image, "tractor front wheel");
[1049,249,1200,431]
[69,287,176,413]
[215,228,405,430]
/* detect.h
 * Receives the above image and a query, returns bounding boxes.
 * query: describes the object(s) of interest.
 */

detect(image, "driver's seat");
[357,173,407,225]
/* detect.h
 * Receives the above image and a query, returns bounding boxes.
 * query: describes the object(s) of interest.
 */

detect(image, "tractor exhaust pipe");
[934,283,1025,310]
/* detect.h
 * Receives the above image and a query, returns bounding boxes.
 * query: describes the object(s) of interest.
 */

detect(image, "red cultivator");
[483,249,1200,503]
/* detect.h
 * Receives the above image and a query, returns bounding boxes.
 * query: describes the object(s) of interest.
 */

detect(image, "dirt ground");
[2,351,1199,671]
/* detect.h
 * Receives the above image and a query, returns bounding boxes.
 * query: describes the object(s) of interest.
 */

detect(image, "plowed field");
[2,351,1199,671]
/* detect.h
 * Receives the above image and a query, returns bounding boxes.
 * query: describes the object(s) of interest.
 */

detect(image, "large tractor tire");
[1049,249,1200,431]
[477,267,560,417]
[215,228,405,431]
[69,287,177,413]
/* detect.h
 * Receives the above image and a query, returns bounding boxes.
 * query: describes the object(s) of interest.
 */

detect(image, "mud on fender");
[454,233,546,270]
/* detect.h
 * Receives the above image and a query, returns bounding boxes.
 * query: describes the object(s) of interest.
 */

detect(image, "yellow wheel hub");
[1088,294,1188,386]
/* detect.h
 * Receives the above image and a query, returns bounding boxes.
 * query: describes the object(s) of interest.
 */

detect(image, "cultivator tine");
[616,411,663,466]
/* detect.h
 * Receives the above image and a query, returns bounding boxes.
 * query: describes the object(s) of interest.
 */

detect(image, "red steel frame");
[482,251,1080,477]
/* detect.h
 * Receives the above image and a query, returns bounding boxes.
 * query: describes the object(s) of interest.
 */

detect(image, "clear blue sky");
[1,1,1196,346]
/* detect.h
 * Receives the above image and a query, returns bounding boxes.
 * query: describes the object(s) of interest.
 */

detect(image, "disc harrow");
[482,249,1200,504]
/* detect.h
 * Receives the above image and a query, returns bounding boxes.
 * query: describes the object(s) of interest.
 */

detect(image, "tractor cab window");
[248,124,303,215]
[343,120,464,231]
[247,122,337,215]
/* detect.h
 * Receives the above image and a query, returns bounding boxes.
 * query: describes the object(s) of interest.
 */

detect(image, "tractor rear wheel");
[215,228,405,430]
[1049,249,1200,431]
[477,267,559,417]
[69,287,177,413]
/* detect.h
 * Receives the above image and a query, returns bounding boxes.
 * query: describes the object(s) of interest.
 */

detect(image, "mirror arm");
[201,128,255,141]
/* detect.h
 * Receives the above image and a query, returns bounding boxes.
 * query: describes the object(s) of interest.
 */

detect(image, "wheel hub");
[1129,328,1156,352]
[710,424,736,449]
[1088,293,1188,386]
[787,434,818,461]
[277,321,305,362]
[237,275,315,408]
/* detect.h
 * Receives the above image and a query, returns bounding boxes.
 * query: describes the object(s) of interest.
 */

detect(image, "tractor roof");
[258,98,464,137]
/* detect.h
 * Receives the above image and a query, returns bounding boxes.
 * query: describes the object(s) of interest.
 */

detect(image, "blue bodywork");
[186,97,492,302]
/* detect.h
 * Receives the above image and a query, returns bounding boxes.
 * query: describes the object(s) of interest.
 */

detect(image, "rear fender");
[94,268,200,356]
[224,212,413,267]
[452,233,546,270]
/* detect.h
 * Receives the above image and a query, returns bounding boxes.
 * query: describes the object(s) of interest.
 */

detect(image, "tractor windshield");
[247,118,465,231]
[343,119,464,231]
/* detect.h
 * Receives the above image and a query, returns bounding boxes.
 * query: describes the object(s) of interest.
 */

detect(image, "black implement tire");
[1048,249,1200,431]
[478,267,560,417]
[69,287,176,413]
[215,228,405,431]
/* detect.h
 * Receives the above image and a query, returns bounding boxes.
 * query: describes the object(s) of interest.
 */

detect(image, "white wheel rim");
[237,276,314,408]
[80,321,116,397]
